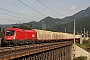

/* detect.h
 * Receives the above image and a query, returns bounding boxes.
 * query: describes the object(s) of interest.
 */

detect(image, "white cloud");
[70,6,77,10]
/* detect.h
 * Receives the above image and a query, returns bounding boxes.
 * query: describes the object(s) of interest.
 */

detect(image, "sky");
[0,0,90,24]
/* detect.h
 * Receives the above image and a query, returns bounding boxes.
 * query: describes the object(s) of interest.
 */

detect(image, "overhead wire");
[0,14,18,24]
[36,0,65,16]
[0,7,35,21]
[0,7,44,24]
[0,17,16,23]
[0,0,47,24]
[0,0,65,24]
[0,13,26,20]
[0,13,29,23]
[0,7,18,15]
[18,0,46,17]
[0,6,42,23]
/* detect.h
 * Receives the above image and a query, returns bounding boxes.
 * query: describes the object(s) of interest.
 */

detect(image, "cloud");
[70,6,77,10]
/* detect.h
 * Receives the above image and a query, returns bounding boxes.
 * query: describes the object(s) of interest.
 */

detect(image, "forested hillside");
[47,16,90,34]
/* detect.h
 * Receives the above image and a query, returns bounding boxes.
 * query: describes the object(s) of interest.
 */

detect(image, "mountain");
[47,15,90,33]
[62,6,90,22]
[26,7,90,29]
[24,16,63,29]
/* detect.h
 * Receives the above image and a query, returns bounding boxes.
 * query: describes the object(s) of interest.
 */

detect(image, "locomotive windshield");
[6,30,15,36]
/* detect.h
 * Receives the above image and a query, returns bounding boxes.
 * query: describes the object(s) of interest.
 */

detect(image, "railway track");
[0,41,72,60]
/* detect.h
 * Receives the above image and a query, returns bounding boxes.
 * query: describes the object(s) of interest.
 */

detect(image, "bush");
[83,40,89,44]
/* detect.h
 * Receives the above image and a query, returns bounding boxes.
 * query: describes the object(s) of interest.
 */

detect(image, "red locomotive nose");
[5,36,15,40]
[5,30,15,40]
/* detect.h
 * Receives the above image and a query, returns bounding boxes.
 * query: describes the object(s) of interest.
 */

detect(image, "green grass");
[77,38,90,52]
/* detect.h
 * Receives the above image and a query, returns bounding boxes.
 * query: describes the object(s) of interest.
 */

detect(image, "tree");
[1,28,5,37]
[19,24,30,29]
[0,28,5,38]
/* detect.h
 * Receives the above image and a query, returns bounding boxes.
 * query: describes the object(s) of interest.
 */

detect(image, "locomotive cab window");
[6,30,15,36]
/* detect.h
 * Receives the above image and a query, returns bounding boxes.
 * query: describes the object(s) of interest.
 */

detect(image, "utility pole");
[74,19,76,49]
[42,19,44,30]
[74,19,76,47]
[73,19,76,58]
[84,28,85,39]
[65,28,66,33]
[42,19,46,30]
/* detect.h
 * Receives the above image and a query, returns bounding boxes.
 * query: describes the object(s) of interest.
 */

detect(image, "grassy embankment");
[77,38,90,52]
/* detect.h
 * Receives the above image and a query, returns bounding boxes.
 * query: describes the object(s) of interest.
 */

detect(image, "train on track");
[1,27,82,46]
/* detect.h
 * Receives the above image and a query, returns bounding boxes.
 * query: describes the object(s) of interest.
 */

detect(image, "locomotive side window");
[6,30,15,36]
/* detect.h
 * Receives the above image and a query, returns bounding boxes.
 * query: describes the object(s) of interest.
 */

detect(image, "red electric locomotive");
[2,27,37,46]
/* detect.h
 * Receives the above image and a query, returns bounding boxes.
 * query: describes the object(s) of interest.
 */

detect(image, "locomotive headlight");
[32,34,35,37]
[13,36,15,40]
